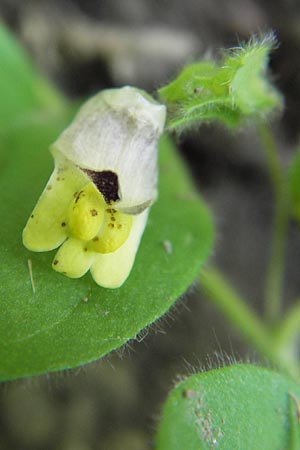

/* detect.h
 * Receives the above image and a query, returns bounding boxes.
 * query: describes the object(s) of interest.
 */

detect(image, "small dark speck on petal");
[53,259,59,265]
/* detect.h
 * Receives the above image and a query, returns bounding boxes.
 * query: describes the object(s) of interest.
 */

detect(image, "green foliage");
[0,119,214,381]
[2,28,298,450]
[155,364,300,450]
[158,35,282,131]
[0,21,63,132]
[288,149,300,222]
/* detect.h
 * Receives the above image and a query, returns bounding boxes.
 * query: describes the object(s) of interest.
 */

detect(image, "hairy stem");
[274,301,300,354]
[258,124,289,325]
[199,268,299,379]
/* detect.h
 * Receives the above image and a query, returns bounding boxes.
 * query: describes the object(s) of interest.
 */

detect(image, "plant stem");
[274,301,300,350]
[265,189,289,324]
[258,124,289,325]
[199,268,299,379]
[272,301,300,373]
[258,124,282,197]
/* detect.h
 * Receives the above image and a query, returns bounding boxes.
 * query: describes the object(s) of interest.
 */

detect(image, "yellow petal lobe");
[90,207,133,254]
[68,183,105,241]
[23,156,87,252]
[90,210,148,288]
[52,238,94,278]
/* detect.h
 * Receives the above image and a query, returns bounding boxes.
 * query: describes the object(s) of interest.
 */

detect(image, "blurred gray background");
[1,1,300,449]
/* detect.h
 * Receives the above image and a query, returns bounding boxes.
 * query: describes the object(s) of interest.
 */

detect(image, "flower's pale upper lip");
[51,86,166,212]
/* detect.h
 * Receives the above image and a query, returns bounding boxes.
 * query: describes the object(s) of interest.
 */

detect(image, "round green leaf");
[0,112,214,381]
[0,23,63,131]
[155,364,300,450]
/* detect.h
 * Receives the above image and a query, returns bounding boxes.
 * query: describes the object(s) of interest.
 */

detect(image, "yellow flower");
[23,86,166,288]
